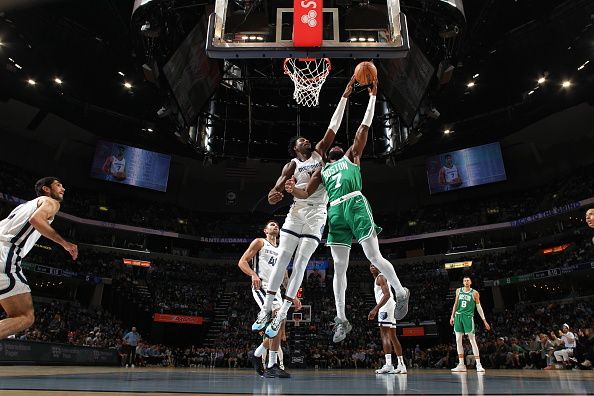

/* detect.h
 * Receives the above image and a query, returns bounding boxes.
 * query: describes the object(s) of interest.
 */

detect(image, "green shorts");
[454,314,475,334]
[326,194,382,248]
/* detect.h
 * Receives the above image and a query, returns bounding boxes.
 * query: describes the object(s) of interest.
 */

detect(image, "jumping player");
[0,177,77,340]
[238,220,300,378]
[450,276,490,372]
[285,80,410,343]
[252,78,355,340]
[369,264,407,374]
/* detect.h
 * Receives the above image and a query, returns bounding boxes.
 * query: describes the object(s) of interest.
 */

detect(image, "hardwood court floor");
[0,366,593,395]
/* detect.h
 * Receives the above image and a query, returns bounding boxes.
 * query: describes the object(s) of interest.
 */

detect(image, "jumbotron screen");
[90,140,171,192]
[426,142,507,194]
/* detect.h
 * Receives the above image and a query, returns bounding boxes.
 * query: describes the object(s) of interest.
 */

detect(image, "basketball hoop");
[293,317,301,327]
[283,58,331,107]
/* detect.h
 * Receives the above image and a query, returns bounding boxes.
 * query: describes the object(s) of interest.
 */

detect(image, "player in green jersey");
[285,79,409,343]
[450,276,491,372]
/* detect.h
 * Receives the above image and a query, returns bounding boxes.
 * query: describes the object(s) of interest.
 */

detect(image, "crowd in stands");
[1,160,593,241]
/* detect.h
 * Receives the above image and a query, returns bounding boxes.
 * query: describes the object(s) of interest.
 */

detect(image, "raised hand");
[368,79,378,96]
[342,76,356,98]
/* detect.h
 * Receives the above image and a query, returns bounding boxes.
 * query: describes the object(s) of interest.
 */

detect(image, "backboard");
[206,0,409,59]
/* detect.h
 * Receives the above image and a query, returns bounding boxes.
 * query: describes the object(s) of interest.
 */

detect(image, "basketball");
[354,61,377,85]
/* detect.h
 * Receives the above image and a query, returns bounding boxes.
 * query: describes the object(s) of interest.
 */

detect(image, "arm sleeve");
[476,303,486,320]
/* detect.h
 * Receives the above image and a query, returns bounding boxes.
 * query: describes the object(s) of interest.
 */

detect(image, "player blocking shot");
[251,78,356,339]
[285,79,410,344]
[450,276,490,372]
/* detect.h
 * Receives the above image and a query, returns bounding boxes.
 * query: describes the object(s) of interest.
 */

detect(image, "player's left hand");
[368,308,378,320]
[284,177,296,193]
[483,320,491,331]
[293,297,302,311]
[342,76,356,98]
[268,190,284,204]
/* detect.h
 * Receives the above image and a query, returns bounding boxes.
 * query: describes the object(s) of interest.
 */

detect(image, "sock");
[330,245,350,322]
[360,237,405,296]
[262,350,267,366]
[385,354,392,366]
[268,351,278,368]
[397,356,404,366]
[254,343,267,358]
[459,358,464,365]
[278,299,293,320]
[476,358,482,367]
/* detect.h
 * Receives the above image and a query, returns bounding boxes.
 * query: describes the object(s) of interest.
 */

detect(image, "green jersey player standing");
[450,276,491,372]
[285,79,409,344]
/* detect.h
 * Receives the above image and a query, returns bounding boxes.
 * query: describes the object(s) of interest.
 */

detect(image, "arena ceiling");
[0,0,593,162]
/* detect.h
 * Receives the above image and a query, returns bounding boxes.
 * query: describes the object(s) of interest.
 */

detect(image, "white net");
[283,58,331,107]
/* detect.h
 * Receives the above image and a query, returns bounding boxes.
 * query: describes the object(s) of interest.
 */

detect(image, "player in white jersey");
[252,77,356,338]
[438,154,462,191]
[102,145,127,181]
[0,177,77,340]
[238,220,301,378]
[369,264,406,374]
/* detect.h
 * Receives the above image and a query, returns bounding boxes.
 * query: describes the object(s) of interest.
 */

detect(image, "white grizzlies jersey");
[291,151,328,205]
[443,165,459,183]
[110,156,126,174]
[374,274,396,309]
[251,238,279,284]
[0,197,50,258]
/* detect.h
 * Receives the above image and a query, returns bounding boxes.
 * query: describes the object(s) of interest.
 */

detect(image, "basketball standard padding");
[293,0,323,47]
[354,62,377,85]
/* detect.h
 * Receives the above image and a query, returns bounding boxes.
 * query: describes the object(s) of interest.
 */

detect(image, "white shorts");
[378,304,396,328]
[252,286,282,311]
[281,202,327,242]
[0,244,31,300]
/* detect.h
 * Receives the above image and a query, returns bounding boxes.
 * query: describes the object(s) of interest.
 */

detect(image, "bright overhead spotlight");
[147,128,153,132]
[473,73,479,78]
[118,71,125,77]
[256,36,264,41]
[15,63,22,69]
[27,79,36,86]
[349,37,357,42]
[358,37,366,42]
[8,57,14,62]
[443,129,451,134]
[249,35,256,40]
[367,37,375,42]
[54,77,63,85]
[123,82,133,89]
[537,77,546,84]
[466,81,475,88]
[561,80,571,88]
[528,90,535,95]
[577,60,589,71]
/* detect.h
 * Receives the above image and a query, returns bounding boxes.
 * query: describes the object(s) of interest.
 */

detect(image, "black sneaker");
[264,364,291,378]
[250,355,264,376]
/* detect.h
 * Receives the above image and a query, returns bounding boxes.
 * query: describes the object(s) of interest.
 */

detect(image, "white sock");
[397,356,404,365]
[331,245,350,322]
[476,359,482,367]
[254,343,267,358]
[385,354,392,366]
[278,299,292,319]
[262,350,267,366]
[278,346,284,366]
[268,351,278,368]
[360,237,405,296]
[459,358,464,365]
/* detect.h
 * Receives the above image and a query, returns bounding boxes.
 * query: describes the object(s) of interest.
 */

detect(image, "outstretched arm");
[345,80,378,165]
[285,169,322,199]
[29,198,78,260]
[315,77,356,157]
[268,161,297,205]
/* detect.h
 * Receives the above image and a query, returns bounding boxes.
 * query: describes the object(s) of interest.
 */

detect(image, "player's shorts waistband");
[329,191,362,207]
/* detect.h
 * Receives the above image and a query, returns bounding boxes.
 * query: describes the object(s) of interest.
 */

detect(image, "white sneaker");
[375,364,397,374]
[252,309,272,331]
[396,364,407,374]
[332,317,352,343]
[476,364,485,373]
[264,311,286,338]
[394,287,410,320]
[125,364,129,368]
[451,363,467,372]
[131,364,135,368]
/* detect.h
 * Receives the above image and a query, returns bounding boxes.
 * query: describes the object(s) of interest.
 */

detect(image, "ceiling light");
[367,37,375,42]
[443,129,451,134]
[241,35,248,40]
[466,81,475,88]
[349,37,357,42]
[358,37,366,42]
[8,57,14,62]
[577,60,589,71]
[54,77,63,85]
[118,71,125,77]
[27,79,36,86]
[256,36,264,41]
[15,63,22,69]
[123,82,133,89]
[473,73,479,78]
[0,41,3,47]
[147,128,153,132]
[528,90,535,95]
[561,80,571,88]
[537,77,546,84]
[249,35,256,40]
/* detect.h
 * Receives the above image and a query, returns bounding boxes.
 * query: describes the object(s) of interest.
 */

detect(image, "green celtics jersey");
[321,157,362,202]
[456,288,476,316]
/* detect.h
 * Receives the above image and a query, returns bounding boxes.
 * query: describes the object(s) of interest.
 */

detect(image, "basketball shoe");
[250,354,265,376]
[451,363,467,372]
[264,364,291,378]
[332,317,352,343]
[375,364,397,374]
[252,309,272,331]
[476,362,485,373]
[264,311,286,338]
[394,287,410,321]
